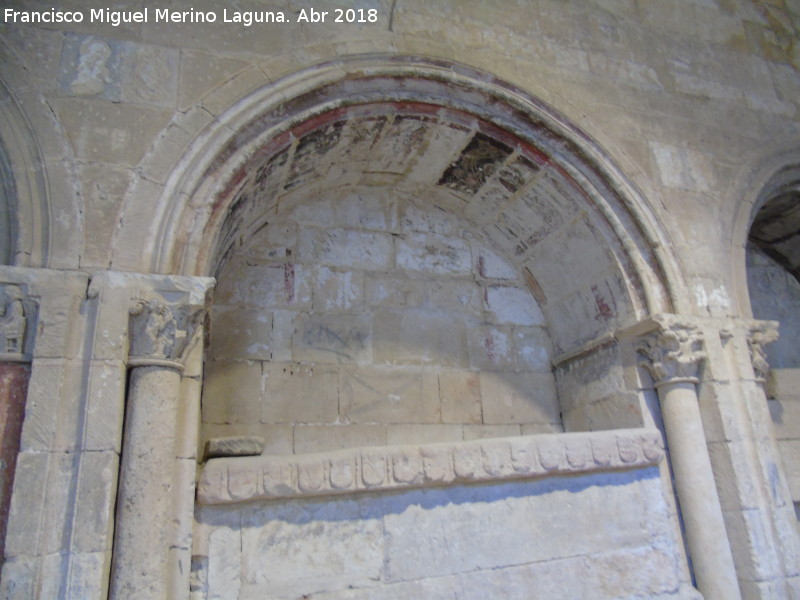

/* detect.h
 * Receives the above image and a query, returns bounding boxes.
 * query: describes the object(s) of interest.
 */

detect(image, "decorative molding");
[128,295,206,370]
[637,318,706,387]
[746,320,779,383]
[197,428,665,505]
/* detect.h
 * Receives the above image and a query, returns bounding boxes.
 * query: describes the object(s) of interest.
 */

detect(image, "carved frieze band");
[197,428,665,505]
[0,283,35,362]
[746,320,779,383]
[128,295,206,369]
[637,319,706,387]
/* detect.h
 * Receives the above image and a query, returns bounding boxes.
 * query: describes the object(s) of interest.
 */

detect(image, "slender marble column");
[638,320,741,600]
[0,362,29,563]
[0,284,32,565]
[110,297,205,600]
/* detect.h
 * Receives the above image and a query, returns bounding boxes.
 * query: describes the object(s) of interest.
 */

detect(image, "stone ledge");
[196,427,665,505]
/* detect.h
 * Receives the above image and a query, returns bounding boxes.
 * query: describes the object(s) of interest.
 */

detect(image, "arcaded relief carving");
[197,428,665,505]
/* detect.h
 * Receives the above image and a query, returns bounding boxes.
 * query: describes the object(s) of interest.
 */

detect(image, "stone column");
[0,284,32,565]
[110,295,207,600]
[638,318,741,600]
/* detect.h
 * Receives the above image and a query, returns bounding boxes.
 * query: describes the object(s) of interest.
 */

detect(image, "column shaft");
[110,365,182,600]
[658,380,740,600]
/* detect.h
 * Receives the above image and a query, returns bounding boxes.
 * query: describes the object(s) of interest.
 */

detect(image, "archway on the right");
[746,168,800,518]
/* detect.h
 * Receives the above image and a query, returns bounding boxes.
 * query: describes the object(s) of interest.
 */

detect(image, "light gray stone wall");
[203,189,561,453]
[193,464,691,600]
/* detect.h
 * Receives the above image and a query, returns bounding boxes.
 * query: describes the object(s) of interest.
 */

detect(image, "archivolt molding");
[0,39,83,270]
[114,55,684,322]
[730,146,800,317]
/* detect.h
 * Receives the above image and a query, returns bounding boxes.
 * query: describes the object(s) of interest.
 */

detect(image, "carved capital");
[637,320,706,387]
[747,320,779,383]
[128,295,206,369]
[0,283,36,361]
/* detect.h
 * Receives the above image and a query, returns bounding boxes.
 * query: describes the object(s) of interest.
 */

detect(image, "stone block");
[78,164,133,269]
[513,327,554,372]
[769,397,800,440]
[462,424,521,440]
[578,394,645,431]
[178,50,249,112]
[485,285,545,326]
[331,192,397,231]
[293,314,371,364]
[73,451,119,553]
[5,451,73,556]
[778,439,800,501]
[480,372,560,425]
[210,306,272,360]
[313,266,364,312]
[246,223,297,262]
[207,526,242,600]
[57,34,122,100]
[202,424,293,456]
[395,233,472,275]
[399,200,461,236]
[294,425,387,454]
[439,369,482,424]
[202,360,263,424]
[50,97,172,167]
[468,326,515,371]
[340,366,440,424]
[649,141,715,192]
[20,358,84,452]
[238,497,384,598]
[386,424,464,446]
[215,260,312,310]
[120,42,178,107]
[373,310,468,367]
[300,228,393,270]
[555,346,625,412]
[262,363,339,424]
[768,368,800,401]
[0,556,36,600]
[84,359,126,452]
[425,279,483,313]
[204,436,266,460]
[365,275,426,308]
[271,310,295,362]
[382,471,653,583]
[474,244,519,280]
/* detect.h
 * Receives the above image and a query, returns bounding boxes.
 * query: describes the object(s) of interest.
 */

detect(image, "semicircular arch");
[114,55,684,354]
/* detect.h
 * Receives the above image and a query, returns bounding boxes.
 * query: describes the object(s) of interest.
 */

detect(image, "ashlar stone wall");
[202,187,561,455]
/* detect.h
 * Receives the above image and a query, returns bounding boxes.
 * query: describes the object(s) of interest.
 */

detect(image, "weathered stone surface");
[197,460,683,600]
[202,360,263,424]
[340,366,440,424]
[479,372,560,426]
[372,310,469,367]
[439,369,482,424]
[293,314,371,364]
[262,363,339,424]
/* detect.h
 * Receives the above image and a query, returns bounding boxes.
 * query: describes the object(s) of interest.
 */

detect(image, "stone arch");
[0,41,83,269]
[160,55,691,452]
[734,149,800,368]
[113,56,682,346]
